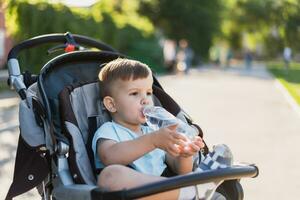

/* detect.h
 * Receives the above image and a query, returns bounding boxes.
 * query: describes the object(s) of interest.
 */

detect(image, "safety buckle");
[63,32,78,53]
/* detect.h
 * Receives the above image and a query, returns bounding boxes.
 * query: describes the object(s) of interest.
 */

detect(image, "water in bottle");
[142,106,198,141]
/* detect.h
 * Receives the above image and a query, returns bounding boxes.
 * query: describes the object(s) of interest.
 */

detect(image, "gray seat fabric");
[19,83,45,148]
[62,82,110,185]
[69,82,111,144]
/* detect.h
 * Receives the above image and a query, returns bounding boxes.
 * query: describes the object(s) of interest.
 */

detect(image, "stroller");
[5,33,258,200]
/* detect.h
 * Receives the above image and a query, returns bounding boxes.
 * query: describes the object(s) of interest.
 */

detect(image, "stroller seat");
[58,78,191,185]
[59,81,109,185]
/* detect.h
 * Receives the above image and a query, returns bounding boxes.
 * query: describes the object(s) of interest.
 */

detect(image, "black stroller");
[5,33,258,200]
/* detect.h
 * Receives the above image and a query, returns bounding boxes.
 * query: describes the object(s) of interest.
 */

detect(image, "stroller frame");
[6,33,258,200]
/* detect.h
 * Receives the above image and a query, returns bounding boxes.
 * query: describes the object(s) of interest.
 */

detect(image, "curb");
[263,66,300,118]
[0,97,19,108]
[0,69,8,82]
[257,66,300,118]
[0,97,19,133]
[0,124,18,133]
[274,79,300,118]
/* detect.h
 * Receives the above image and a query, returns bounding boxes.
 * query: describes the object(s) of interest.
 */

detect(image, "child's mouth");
[141,107,146,118]
[141,111,145,118]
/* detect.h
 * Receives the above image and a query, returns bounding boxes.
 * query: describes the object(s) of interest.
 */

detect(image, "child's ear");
[103,96,116,113]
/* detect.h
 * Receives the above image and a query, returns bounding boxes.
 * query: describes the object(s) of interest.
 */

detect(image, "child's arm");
[166,136,204,174]
[166,154,193,174]
[98,125,187,166]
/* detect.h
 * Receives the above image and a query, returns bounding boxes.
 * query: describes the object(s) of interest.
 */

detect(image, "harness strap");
[32,97,46,127]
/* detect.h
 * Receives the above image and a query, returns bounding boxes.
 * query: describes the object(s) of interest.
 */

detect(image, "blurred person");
[210,46,220,67]
[163,39,177,73]
[225,48,233,68]
[176,39,194,74]
[283,46,292,70]
[244,49,253,70]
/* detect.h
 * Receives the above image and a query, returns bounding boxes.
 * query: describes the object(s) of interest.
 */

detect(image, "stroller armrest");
[91,164,258,200]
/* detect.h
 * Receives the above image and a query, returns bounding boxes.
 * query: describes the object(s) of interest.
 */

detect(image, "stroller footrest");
[52,184,97,200]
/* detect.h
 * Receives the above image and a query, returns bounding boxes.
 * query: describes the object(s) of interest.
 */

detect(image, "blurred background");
[1,0,300,103]
[1,0,300,199]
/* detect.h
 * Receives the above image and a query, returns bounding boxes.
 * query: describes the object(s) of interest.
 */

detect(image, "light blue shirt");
[92,121,167,176]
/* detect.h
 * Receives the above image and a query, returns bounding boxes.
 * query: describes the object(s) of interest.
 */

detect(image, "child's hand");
[151,124,187,157]
[179,136,205,158]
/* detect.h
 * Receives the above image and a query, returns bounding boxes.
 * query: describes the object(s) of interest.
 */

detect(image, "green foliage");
[5,0,163,73]
[223,0,300,58]
[140,0,223,59]
[0,82,10,92]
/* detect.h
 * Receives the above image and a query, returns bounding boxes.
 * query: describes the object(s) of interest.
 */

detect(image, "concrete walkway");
[1,65,300,199]
[159,65,300,200]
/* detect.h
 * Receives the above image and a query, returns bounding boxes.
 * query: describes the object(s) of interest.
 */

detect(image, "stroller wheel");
[216,187,231,200]
[216,180,244,200]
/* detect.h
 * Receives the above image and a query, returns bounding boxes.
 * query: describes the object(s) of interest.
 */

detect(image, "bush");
[5,0,163,73]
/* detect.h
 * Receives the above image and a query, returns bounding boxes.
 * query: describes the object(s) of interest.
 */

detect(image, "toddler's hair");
[99,58,152,98]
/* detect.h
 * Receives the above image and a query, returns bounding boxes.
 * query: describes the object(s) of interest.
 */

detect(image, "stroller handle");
[7,33,116,59]
[7,33,116,100]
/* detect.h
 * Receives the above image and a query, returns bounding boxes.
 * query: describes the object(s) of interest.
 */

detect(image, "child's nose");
[141,97,150,105]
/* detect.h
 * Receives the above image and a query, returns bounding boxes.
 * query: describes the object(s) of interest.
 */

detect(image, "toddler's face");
[110,75,154,127]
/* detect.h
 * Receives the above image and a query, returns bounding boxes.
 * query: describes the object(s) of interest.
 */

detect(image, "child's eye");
[130,92,138,96]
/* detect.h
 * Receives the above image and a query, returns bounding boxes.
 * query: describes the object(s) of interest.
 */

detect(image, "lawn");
[0,81,10,92]
[267,62,300,105]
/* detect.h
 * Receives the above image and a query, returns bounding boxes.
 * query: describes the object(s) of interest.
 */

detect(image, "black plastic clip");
[47,32,83,54]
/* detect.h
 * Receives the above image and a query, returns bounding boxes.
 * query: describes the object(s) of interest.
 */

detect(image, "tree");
[224,0,300,58]
[140,0,223,59]
[4,0,164,73]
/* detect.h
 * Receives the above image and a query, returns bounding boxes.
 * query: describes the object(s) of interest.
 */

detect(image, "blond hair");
[98,58,152,98]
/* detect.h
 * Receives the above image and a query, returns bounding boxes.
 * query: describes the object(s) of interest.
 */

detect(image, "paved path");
[0,90,42,199]
[159,66,300,200]
[1,65,300,199]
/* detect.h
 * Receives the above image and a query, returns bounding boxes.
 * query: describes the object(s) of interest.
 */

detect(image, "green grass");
[0,81,10,92]
[267,61,300,105]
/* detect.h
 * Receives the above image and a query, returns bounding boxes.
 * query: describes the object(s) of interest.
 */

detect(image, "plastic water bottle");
[142,106,198,140]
